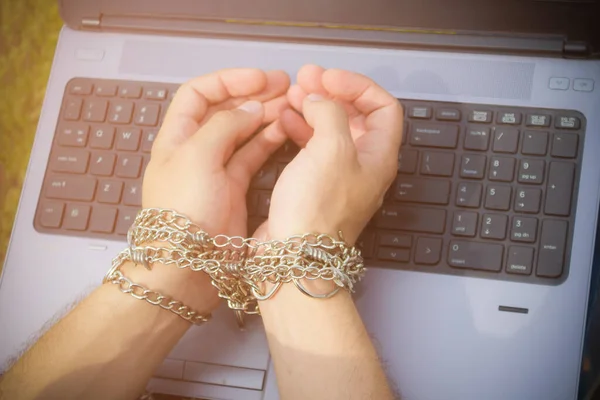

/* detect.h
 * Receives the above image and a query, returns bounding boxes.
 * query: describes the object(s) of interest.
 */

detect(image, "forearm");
[259,284,394,400]
[0,265,191,400]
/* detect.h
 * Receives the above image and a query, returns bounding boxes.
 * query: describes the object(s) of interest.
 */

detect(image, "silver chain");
[104,209,366,326]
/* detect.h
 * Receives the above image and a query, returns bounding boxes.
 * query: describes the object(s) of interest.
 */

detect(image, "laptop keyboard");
[35,78,586,286]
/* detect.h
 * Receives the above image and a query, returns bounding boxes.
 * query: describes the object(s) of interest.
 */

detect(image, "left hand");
[126,69,291,314]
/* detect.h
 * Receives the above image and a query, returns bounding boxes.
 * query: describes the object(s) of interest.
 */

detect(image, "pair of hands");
[136,65,404,314]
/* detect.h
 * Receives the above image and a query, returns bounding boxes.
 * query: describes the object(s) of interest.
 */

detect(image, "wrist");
[120,260,220,317]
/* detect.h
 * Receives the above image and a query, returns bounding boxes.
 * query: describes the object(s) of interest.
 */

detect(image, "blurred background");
[0,0,62,274]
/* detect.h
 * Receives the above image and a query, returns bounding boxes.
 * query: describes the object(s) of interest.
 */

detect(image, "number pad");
[456,182,482,208]
[517,159,545,184]
[460,155,486,179]
[514,188,542,213]
[489,157,515,182]
[484,185,512,211]
[452,211,478,237]
[511,216,538,243]
[481,214,508,240]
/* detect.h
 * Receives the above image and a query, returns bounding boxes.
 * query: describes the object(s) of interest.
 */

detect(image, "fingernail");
[307,93,323,102]
[237,100,263,114]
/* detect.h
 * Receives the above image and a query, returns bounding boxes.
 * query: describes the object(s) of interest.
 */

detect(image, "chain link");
[104,209,366,326]
[104,269,210,325]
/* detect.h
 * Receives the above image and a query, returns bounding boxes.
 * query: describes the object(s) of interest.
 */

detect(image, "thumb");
[302,94,354,148]
[192,100,265,163]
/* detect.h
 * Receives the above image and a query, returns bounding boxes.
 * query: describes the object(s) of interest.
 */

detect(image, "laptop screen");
[60,0,600,55]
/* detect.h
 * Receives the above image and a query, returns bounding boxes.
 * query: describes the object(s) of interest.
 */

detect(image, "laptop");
[2,0,600,398]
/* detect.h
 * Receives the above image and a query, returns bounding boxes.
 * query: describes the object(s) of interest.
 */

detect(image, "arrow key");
[378,247,410,263]
[414,237,442,265]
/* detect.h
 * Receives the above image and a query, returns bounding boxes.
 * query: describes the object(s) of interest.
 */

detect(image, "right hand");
[262,65,403,245]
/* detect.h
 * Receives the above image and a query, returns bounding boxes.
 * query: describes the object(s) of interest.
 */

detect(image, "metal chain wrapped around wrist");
[104,208,366,326]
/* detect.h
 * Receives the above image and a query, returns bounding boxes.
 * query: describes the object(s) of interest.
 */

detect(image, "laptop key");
[398,149,418,174]
[511,216,537,243]
[448,240,503,272]
[521,131,548,156]
[115,155,143,179]
[108,100,134,124]
[492,128,519,153]
[408,106,431,119]
[514,188,541,213]
[251,164,277,190]
[116,128,141,151]
[481,214,508,240]
[555,116,581,130]
[90,152,116,176]
[456,182,482,208]
[377,205,446,234]
[452,211,478,237]
[95,83,117,97]
[378,247,410,262]
[551,133,578,158]
[356,231,375,258]
[142,130,158,153]
[460,154,486,179]
[506,246,534,275]
[97,180,123,204]
[45,176,96,201]
[396,177,451,205]
[51,149,89,174]
[526,114,551,127]
[484,185,511,211]
[497,111,522,125]
[63,98,83,121]
[90,206,118,233]
[420,152,454,177]
[464,127,490,151]
[82,99,108,122]
[545,162,575,216]
[68,80,93,95]
[63,204,91,231]
[38,201,65,228]
[89,125,115,149]
[257,192,272,217]
[123,182,142,206]
[517,159,545,184]
[116,208,139,235]
[536,219,568,278]
[489,156,515,182]
[379,232,412,248]
[134,104,161,126]
[57,123,89,147]
[410,123,458,148]
[435,108,461,121]
[145,88,168,100]
[119,84,142,99]
[468,110,493,123]
[414,237,442,265]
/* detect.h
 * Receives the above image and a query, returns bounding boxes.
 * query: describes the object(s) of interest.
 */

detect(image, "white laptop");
[2,0,600,399]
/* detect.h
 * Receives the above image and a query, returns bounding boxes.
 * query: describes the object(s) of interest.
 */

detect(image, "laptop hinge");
[81,16,101,29]
[563,40,591,59]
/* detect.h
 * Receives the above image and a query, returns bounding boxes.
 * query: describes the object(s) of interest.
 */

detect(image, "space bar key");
[376,205,446,234]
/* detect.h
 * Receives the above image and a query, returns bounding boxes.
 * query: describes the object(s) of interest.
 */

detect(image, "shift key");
[376,205,446,234]
[45,176,96,201]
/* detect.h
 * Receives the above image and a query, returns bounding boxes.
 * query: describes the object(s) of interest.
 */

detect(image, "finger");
[252,220,270,242]
[193,100,265,164]
[321,69,403,157]
[154,69,268,159]
[280,109,313,148]
[263,95,290,124]
[302,94,354,149]
[227,120,287,190]
[287,84,308,113]
[297,64,327,96]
